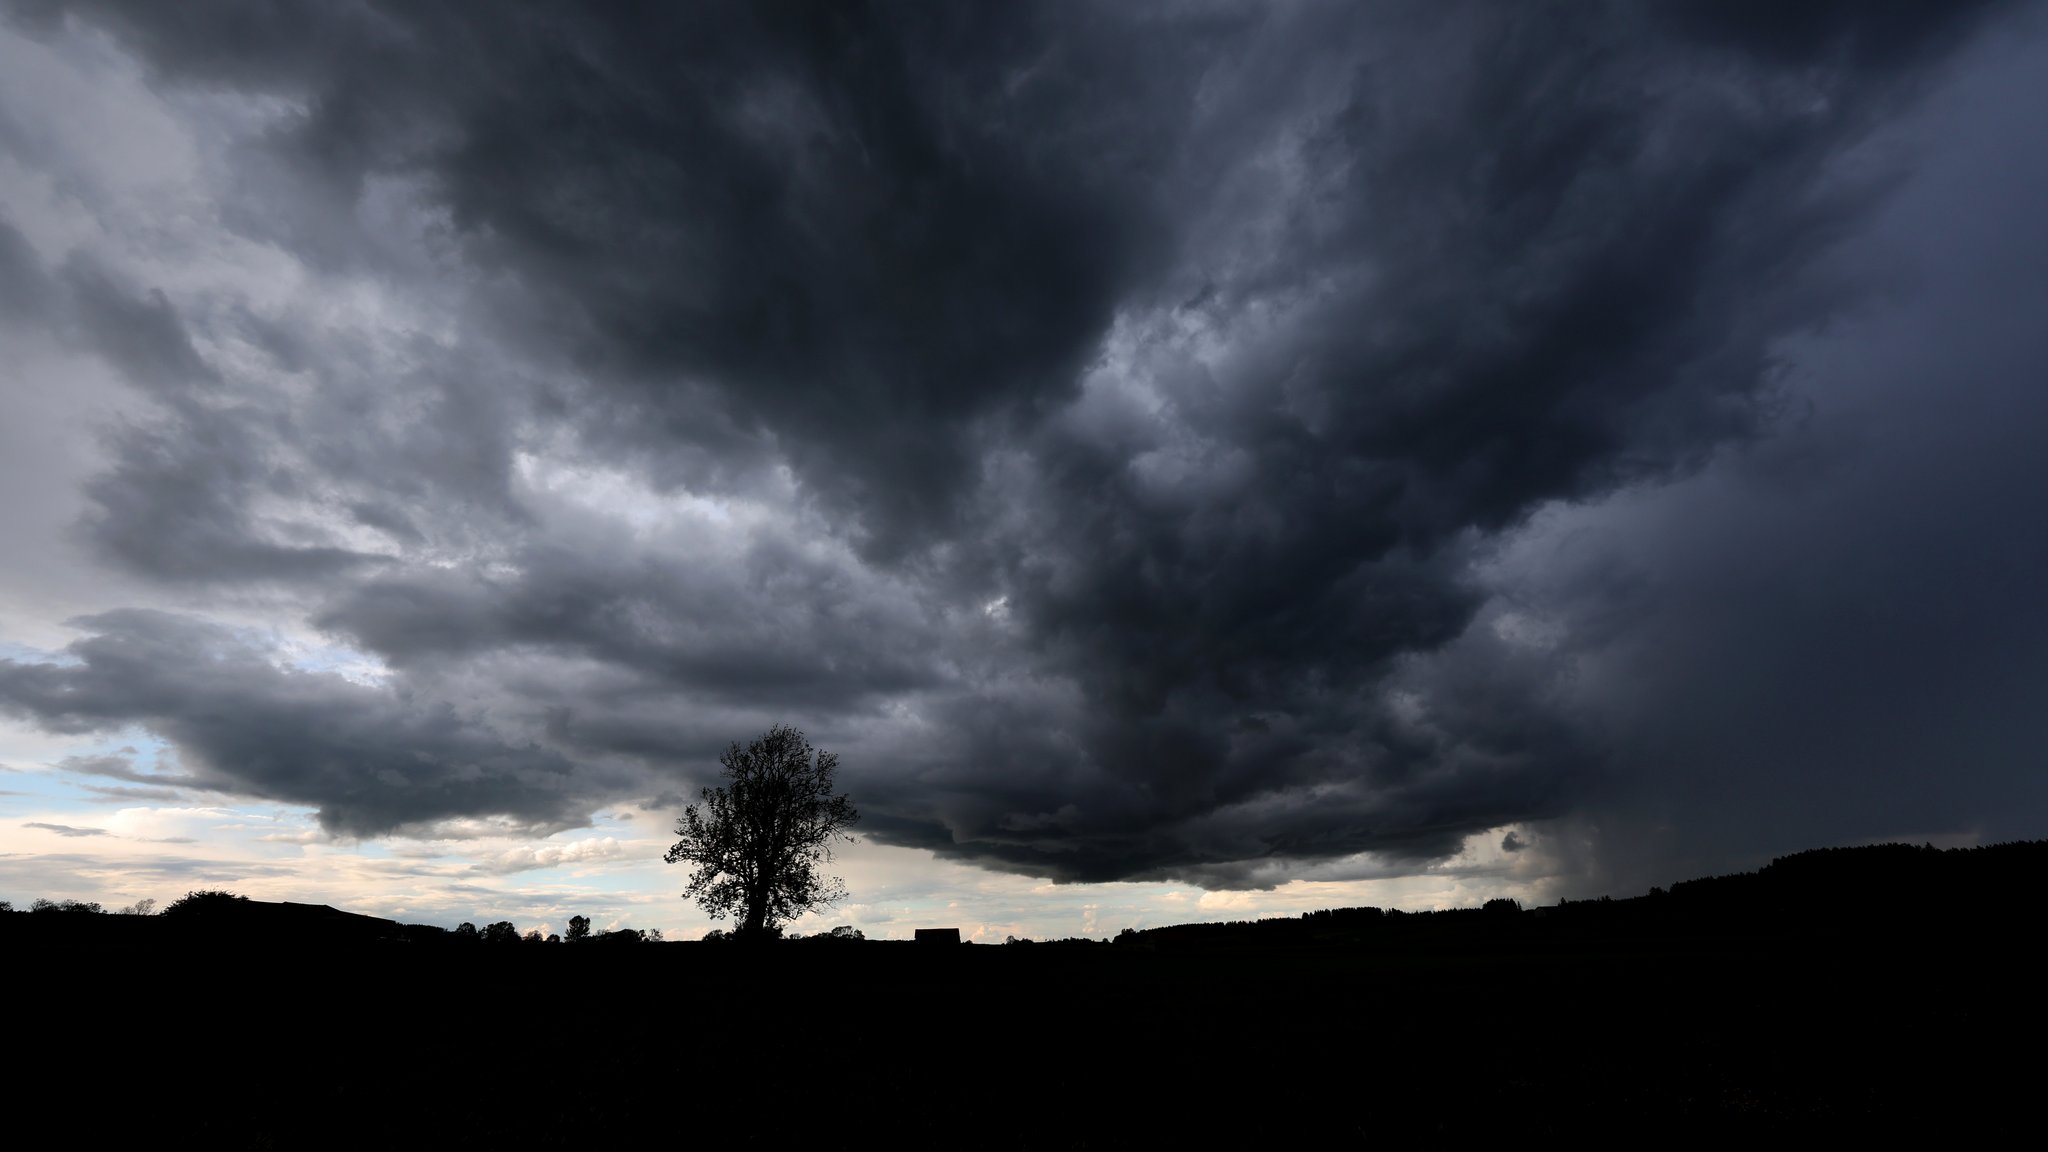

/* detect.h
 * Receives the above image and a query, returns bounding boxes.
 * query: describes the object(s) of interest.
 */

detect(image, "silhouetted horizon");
[10,837,2043,951]
[13,835,2042,1143]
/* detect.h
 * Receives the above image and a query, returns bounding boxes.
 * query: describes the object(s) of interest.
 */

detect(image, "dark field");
[16,928,2038,1146]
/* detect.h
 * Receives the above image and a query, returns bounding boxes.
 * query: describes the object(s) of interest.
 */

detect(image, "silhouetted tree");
[663,724,859,940]
[161,889,248,918]
[117,898,157,916]
[482,920,520,945]
[564,914,591,943]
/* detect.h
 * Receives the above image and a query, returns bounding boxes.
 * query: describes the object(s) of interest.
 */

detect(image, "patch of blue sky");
[77,730,172,765]
[0,729,176,805]
[279,639,390,685]
[212,804,324,841]
[0,640,78,666]
[0,765,79,809]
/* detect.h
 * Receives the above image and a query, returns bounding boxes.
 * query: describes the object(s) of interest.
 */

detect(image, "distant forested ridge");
[4,839,2042,953]
[1114,839,2048,951]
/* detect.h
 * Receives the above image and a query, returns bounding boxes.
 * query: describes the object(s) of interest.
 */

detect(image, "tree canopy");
[664,724,859,939]
[160,889,249,918]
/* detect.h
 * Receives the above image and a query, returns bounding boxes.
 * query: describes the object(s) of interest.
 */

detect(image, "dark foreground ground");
[14,929,2040,1147]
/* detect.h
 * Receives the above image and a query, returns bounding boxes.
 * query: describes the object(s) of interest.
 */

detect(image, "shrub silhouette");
[30,898,104,915]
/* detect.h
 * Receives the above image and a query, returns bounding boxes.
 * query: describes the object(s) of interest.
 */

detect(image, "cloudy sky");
[3,1,2045,941]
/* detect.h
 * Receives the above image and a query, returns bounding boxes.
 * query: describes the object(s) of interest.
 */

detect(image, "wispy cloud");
[24,821,109,838]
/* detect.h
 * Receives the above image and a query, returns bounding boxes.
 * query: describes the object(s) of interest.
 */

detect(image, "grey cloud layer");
[0,611,627,836]
[1,0,2036,888]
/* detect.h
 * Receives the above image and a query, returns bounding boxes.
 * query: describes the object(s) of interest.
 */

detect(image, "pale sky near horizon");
[4,2,2047,941]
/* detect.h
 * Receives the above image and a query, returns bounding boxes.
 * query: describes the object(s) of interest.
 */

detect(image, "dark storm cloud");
[1658,0,1999,73]
[42,0,1206,552]
[81,408,377,583]
[10,0,2030,887]
[59,258,219,391]
[838,0,2014,882]
[317,532,946,711]
[0,212,382,583]
[0,220,212,389]
[1501,38,2048,891]
[46,264,527,585]
[0,216,49,323]
[0,611,634,836]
